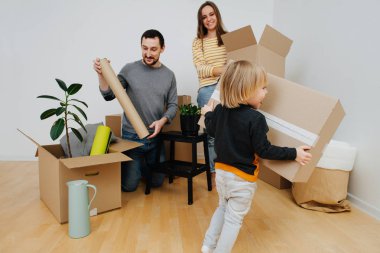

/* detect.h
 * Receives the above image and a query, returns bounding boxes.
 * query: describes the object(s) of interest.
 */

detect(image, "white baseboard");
[347,193,380,220]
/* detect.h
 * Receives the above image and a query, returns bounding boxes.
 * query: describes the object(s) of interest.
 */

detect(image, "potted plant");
[37,78,88,158]
[179,103,201,136]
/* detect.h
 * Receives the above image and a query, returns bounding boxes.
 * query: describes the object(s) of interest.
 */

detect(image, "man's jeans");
[197,84,217,173]
[121,131,165,192]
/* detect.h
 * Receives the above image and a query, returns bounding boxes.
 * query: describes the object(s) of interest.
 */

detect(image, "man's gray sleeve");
[163,75,178,123]
[99,75,127,101]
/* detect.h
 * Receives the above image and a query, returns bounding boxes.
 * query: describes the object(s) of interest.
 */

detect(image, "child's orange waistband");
[215,162,259,182]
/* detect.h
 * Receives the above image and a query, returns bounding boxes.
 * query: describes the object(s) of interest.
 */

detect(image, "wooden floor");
[1,161,380,253]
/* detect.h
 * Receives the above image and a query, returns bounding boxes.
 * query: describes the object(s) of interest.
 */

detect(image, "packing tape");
[90,125,112,156]
[258,110,318,146]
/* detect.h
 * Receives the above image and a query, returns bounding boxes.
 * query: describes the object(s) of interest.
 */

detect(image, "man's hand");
[93,57,111,91]
[147,117,168,139]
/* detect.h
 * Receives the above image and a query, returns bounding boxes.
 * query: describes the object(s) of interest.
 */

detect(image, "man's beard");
[143,56,159,66]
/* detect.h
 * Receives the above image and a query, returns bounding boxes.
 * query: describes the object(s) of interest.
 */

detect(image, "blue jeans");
[197,84,217,173]
[202,170,257,252]
[121,131,165,192]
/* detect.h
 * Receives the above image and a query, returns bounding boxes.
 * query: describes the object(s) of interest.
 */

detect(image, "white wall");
[0,0,273,159]
[274,0,380,218]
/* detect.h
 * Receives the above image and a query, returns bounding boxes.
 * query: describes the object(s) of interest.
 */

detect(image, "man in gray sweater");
[93,29,178,192]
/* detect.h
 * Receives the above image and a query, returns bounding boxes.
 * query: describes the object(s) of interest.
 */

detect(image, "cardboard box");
[200,25,345,186]
[200,25,293,188]
[259,73,345,182]
[106,95,194,162]
[20,130,141,224]
[258,166,292,189]
[221,24,293,77]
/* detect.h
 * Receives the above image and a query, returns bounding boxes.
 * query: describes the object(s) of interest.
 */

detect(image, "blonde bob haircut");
[220,60,267,108]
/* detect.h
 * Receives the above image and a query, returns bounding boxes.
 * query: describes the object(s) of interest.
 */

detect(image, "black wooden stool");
[145,131,212,205]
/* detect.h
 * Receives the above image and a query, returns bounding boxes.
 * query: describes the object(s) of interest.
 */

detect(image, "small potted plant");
[179,103,201,136]
[37,78,88,158]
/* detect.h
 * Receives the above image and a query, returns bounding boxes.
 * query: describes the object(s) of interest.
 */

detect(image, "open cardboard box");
[200,24,294,188]
[221,24,293,77]
[19,130,141,224]
[199,24,345,186]
[106,95,194,162]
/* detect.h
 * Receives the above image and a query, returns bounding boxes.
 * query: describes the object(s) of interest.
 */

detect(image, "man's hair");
[141,29,165,48]
[220,61,267,108]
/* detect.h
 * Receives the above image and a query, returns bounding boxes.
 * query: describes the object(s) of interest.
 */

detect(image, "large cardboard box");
[201,25,344,186]
[21,131,141,224]
[106,95,193,162]
[259,74,345,182]
[221,24,293,77]
[204,25,294,188]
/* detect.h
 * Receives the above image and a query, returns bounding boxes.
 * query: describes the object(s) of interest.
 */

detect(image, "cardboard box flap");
[17,128,41,147]
[17,129,41,157]
[60,152,131,169]
[259,25,293,57]
[222,25,257,52]
[108,137,142,153]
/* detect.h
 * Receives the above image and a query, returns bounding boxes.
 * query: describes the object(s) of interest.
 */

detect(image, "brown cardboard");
[258,165,292,189]
[200,25,344,187]
[260,74,345,182]
[221,25,293,77]
[19,130,141,224]
[199,24,294,188]
[100,59,150,139]
[200,73,345,185]
[106,95,193,162]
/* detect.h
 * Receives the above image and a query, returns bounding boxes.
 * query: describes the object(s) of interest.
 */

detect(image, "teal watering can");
[66,180,97,238]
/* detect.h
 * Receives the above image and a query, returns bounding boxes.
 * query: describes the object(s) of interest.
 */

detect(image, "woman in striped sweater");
[192,1,228,182]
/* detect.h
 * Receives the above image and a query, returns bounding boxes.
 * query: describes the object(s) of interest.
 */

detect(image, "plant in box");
[179,103,201,136]
[37,78,88,158]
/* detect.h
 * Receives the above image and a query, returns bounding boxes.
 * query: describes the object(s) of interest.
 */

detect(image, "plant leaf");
[67,83,82,95]
[37,95,61,101]
[55,78,67,92]
[72,104,87,120]
[40,108,57,120]
[55,106,65,116]
[70,127,83,142]
[70,98,88,107]
[50,118,64,140]
[68,112,87,132]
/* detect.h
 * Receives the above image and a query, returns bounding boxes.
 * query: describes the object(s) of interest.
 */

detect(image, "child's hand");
[295,145,312,166]
[201,104,212,115]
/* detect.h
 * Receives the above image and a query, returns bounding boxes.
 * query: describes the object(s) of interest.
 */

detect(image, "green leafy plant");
[179,103,201,116]
[37,78,88,158]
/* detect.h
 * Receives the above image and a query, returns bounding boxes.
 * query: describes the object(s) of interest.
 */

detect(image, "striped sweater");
[192,37,227,88]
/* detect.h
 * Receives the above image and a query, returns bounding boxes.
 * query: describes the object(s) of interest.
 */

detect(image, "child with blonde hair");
[201,60,312,253]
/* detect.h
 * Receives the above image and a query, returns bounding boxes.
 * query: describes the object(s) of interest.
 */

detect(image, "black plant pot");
[180,114,200,136]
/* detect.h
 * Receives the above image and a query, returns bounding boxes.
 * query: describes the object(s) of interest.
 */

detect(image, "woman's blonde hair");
[220,60,267,108]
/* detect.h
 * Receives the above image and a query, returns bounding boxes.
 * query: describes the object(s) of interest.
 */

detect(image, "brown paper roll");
[100,58,149,139]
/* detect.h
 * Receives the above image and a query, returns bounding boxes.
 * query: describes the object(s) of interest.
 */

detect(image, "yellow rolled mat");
[99,58,149,139]
[90,125,112,156]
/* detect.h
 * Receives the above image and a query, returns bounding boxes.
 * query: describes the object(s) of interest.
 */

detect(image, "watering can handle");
[86,184,97,210]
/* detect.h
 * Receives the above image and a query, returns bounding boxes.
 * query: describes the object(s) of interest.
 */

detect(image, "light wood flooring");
[1,161,380,253]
